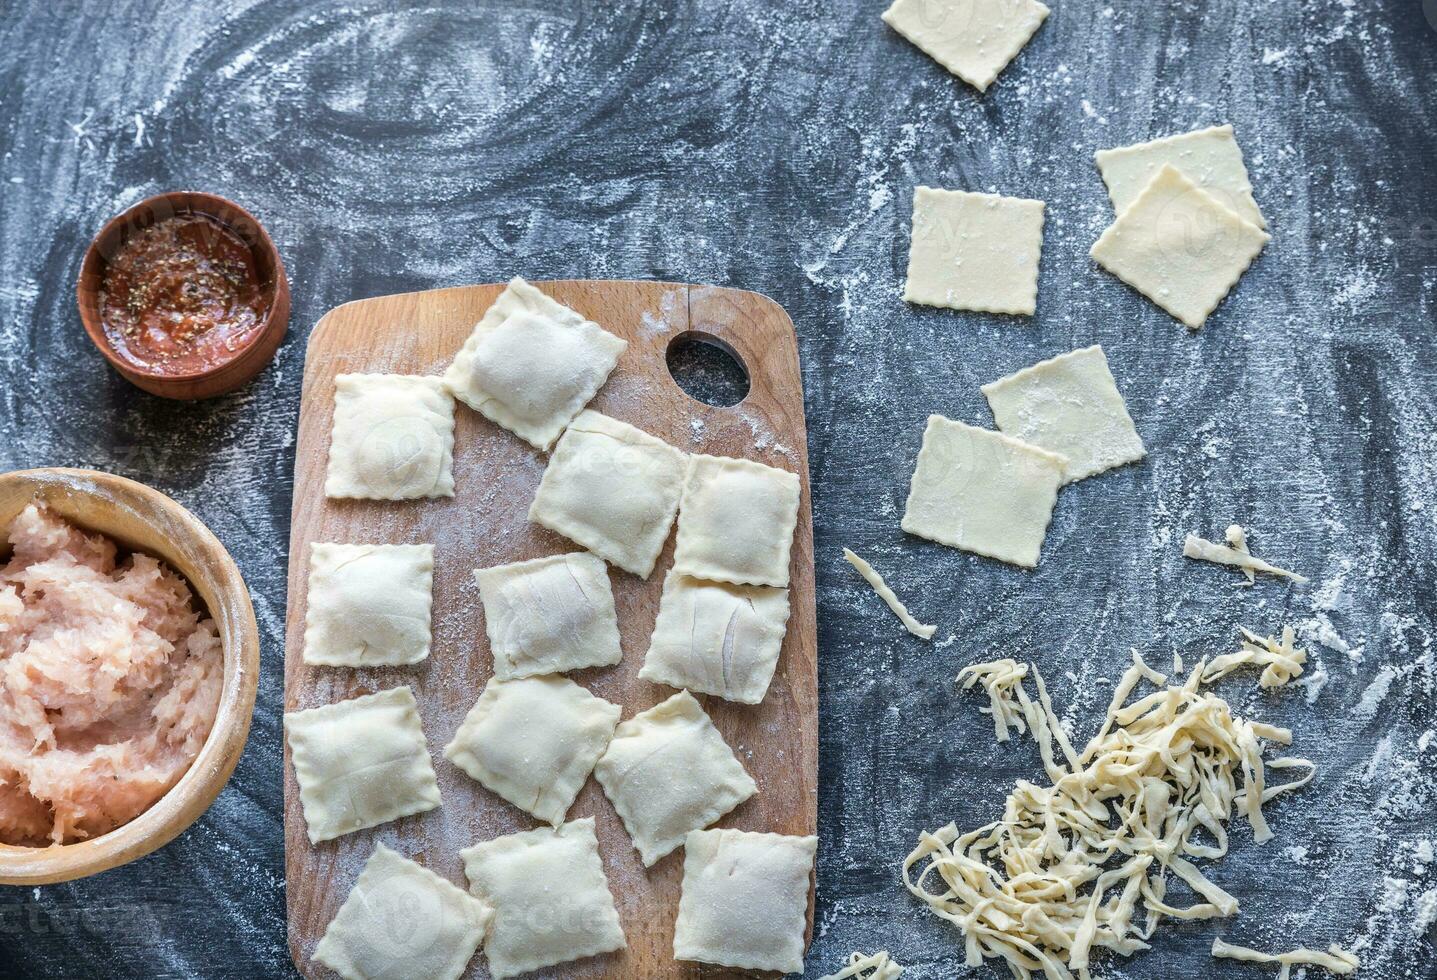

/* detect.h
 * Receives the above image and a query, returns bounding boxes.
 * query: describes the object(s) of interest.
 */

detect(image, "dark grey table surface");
[2,1,1435,978]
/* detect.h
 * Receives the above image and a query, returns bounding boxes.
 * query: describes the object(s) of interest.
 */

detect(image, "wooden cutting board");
[283,280,817,979]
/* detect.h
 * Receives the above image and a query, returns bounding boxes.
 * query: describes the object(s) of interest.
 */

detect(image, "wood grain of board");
[283,280,817,979]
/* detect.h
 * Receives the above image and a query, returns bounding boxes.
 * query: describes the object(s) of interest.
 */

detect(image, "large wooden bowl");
[0,468,259,883]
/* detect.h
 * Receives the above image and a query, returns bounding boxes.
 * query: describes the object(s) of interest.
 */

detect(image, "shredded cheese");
[908,631,1320,980]
[843,548,937,640]
[1202,626,1307,689]
[1184,531,1309,584]
[1210,937,1360,978]
[817,950,905,980]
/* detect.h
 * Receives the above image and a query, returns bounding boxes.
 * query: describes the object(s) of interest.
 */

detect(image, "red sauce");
[98,214,270,376]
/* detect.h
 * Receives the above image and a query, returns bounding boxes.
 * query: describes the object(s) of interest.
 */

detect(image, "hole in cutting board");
[665,331,750,407]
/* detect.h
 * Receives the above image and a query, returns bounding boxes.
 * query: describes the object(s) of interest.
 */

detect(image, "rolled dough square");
[882,0,1050,92]
[901,415,1066,568]
[314,842,493,980]
[1095,124,1265,229]
[672,454,801,588]
[638,571,791,705]
[304,542,433,667]
[903,187,1045,315]
[593,690,757,866]
[442,277,627,450]
[285,686,441,843]
[981,345,1146,483]
[474,551,622,679]
[528,410,687,578]
[460,818,626,979]
[673,828,818,974]
[1090,165,1270,329]
[326,374,455,500]
[443,675,621,826]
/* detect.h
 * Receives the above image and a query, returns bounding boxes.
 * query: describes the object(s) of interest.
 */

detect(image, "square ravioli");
[442,277,628,450]
[981,345,1146,483]
[901,415,1066,569]
[528,410,686,577]
[474,551,622,679]
[638,571,791,704]
[443,675,620,825]
[304,543,433,666]
[594,690,756,866]
[326,374,456,500]
[673,828,818,974]
[1095,124,1265,228]
[672,454,801,588]
[285,686,441,843]
[1090,165,1270,329]
[882,0,1049,92]
[461,818,626,979]
[314,842,493,980]
[903,187,1045,315]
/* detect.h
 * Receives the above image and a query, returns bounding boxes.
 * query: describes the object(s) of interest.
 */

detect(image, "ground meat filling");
[0,503,223,846]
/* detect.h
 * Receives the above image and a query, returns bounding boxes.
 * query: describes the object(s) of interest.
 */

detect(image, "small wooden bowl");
[76,191,290,400]
[0,468,260,884]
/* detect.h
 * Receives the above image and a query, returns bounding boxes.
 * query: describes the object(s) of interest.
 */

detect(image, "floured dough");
[819,951,906,980]
[528,410,687,577]
[1096,124,1265,229]
[901,415,1067,568]
[1090,165,1270,329]
[314,842,493,980]
[593,690,756,866]
[1210,938,1359,977]
[980,345,1146,483]
[304,543,433,666]
[881,0,1050,92]
[475,551,622,678]
[461,818,626,979]
[1183,531,1309,584]
[326,374,455,500]
[285,687,441,843]
[903,187,1045,315]
[673,453,801,588]
[842,548,935,640]
[444,675,620,826]
[638,571,791,704]
[442,276,627,450]
[673,828,818,974]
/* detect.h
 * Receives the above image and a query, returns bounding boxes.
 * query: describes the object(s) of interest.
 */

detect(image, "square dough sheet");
[475,551,622,679]
[461,818,626,979]
[1090,164,1270,329]
[672,453,801,588]
[901,415,1066,568]
[882,0,1050,92]
[442,276,627,450]
[443,675,621,826]
[1095,124,1266,229]
[981,345,1146,483]
[326,374,456,500]
[304,542,433,667]
[314,842,492,980]
[903,187,1045,315]
[285,686,441,843]
[638,571,791,705]
[673,828,818,974]
[528,410,687,577]
[593,689,757,866]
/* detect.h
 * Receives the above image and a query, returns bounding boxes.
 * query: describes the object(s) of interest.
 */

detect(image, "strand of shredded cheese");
[1184,532,1310,584]
[1202,626,1308,689]
[843,548,937,640]
[1210,937,1360,978]
[817,950,906,980]
[908,630,1324,980]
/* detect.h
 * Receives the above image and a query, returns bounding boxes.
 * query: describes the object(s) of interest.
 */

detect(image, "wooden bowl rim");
[75,190,290,385]
[0,468,260,884]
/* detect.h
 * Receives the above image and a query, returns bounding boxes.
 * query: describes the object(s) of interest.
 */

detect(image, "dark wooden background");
[0,1,1434,978]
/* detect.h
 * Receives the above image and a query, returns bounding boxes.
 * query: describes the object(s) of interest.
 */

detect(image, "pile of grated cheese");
[905,628,1356,980]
